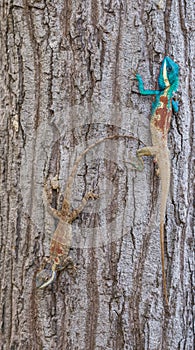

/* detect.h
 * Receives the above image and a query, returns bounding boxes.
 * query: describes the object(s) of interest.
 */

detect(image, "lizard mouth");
[36,263,57,288]
[163,60,170,88]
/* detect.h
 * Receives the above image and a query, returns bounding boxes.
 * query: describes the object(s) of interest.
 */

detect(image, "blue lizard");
[135,56,179,305]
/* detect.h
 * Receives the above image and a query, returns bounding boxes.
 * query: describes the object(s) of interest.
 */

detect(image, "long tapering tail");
[63,134,142,205]
[159,151,170,306]
[160,221,169,305]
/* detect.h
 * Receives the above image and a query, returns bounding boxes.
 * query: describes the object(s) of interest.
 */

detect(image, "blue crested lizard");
[135,56,179,305]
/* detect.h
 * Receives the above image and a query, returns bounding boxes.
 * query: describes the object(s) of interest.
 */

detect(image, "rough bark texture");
[0,1,194,349]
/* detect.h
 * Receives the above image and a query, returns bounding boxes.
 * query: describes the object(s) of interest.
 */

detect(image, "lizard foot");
[61,256,77,279]
[125,156,144,171]
[86,191,99,200]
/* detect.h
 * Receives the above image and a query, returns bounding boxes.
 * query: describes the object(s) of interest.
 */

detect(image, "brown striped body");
[151,95,172,138]
[36,134,140,288]
[50,221,72,268]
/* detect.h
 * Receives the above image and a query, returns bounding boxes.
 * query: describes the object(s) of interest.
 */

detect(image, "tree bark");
[0,1,194,349]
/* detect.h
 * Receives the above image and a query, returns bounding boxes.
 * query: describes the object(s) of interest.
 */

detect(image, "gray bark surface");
[0,1,194,349]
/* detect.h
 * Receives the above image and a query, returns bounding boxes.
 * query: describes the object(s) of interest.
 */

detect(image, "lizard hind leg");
[129,146,157,171]
[136,146,156,157]
[61,256,77,278]
[44,180,72,220]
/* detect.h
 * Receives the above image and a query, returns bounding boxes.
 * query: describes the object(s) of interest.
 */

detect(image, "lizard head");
[158,56,179,92]
[36,261,57,289]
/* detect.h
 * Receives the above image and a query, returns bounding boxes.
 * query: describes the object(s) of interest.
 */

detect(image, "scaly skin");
[136,56,179,305]
[36,134,141,288]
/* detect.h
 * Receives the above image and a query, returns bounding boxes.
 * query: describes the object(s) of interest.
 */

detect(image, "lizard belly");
[150,123,167,150]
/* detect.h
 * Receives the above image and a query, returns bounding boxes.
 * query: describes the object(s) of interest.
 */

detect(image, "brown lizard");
[36,134,141,289]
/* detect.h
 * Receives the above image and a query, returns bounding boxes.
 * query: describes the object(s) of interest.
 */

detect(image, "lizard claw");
[87,191,99,200]
[155,167,160,176]
[132,68,138,77]
[124,156,144,172]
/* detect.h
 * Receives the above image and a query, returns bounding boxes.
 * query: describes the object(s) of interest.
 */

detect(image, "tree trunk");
[0,1,194,349]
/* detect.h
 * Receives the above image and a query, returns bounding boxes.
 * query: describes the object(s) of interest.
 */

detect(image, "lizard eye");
[167,67,172,72]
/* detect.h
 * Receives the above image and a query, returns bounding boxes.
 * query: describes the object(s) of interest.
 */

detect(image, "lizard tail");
[158,151,170,306]
[63,134,142,205]
[160,221,169,306]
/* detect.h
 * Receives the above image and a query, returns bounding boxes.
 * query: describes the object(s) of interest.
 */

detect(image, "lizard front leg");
[44,180,72,220]
[69,191,99,222]
[136,74,159,95]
